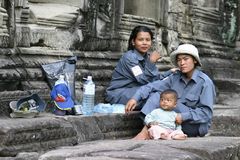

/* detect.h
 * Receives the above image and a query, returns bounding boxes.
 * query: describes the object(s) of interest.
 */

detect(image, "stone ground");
[0,102,240,160]
[37,103,240,160]
[38,137,240,160]
[2,136,240,160]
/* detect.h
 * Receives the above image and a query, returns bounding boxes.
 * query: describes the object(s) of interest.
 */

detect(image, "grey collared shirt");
[133,69,216,135]
[105,49,172,104]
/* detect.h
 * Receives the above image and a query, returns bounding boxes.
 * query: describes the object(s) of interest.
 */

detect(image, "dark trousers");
[182,122,201,137]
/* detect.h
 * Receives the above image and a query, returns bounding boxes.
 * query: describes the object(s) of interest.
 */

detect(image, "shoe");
[53,109,66,116]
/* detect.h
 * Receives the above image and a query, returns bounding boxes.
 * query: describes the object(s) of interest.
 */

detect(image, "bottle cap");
[59,75,65,79]
[87,76,92,81]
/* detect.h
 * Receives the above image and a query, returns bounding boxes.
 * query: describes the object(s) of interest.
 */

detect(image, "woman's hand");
[170,67,179,73]
[125,99,137,113]
[149,51,161,63]
[176,114,183,124]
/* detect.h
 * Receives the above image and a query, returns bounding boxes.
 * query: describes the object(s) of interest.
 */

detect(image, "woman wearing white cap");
[125,43,216,139]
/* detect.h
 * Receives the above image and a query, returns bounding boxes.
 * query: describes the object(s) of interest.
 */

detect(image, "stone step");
[38,137,240,160]
[0,112,143,157]
[0,104,239,159]
[210,104,240,136]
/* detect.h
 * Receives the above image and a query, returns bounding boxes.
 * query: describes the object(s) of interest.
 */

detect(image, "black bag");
[41,56,77,100]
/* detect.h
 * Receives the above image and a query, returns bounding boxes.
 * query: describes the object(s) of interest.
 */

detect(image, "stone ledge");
[210,104,240,136]
[0,112,143,157]
[1,104,240,158]
[39,137,240,160]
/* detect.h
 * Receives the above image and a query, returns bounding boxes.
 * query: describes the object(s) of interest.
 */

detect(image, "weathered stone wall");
[0,0,239,116]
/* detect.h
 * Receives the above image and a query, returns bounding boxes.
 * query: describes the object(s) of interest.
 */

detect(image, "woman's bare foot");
[132,126,150,140]
[172,134,187,140]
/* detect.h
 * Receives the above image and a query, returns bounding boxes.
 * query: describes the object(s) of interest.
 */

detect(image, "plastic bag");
[41,56,77,100]
[93,103,125,114]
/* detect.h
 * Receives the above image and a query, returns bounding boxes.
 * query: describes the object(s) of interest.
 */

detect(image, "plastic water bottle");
[82,76,95,115]
[55,75,67,86]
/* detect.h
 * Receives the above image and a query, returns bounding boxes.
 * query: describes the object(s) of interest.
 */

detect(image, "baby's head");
[160,89,178,111]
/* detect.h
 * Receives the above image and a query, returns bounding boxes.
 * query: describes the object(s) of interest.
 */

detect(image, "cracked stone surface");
[38,137,240,160]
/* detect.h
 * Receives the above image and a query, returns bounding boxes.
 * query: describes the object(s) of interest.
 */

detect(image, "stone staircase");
[0,45,238,159]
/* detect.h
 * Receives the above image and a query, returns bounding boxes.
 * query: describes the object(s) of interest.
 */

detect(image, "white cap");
[170,44,202,67]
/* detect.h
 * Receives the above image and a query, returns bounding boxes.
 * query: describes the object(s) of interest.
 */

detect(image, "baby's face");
[160,93,177,111]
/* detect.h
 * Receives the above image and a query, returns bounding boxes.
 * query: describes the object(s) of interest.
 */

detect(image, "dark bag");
[41,56,77,100]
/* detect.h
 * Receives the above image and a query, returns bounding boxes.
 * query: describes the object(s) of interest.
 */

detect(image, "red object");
[55,94,66,102]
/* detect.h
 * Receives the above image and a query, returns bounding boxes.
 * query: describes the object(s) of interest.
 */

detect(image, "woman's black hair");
[127,26,154,51]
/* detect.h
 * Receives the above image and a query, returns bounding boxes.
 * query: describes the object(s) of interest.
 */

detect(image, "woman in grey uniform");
[105,26,176,108]
[125,44,216,139]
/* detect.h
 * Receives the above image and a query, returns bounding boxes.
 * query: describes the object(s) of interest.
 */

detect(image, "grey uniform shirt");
[105,49,172,105]
[133,69,216,136]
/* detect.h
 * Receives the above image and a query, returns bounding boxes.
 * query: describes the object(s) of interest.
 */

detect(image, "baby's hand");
[176,114,183,124]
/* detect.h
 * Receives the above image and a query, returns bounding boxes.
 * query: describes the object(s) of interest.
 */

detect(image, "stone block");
[0,112,143,157]
[0,116,78,157]
[38,137,240,160]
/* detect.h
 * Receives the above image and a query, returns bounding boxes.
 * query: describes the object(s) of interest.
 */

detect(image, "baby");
[144,89,187,140]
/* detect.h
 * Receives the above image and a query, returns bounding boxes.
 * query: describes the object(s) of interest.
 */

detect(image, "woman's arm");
[132,76,171,102]
[175,82,216,124]
[125,78,170,112]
